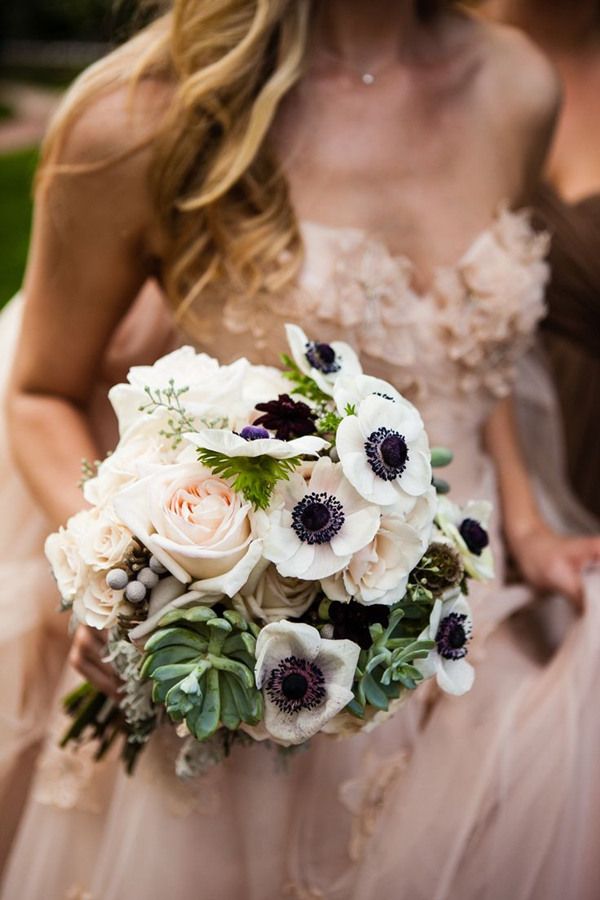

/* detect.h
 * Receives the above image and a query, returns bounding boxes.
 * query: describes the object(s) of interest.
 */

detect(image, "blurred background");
[0,0,139,303]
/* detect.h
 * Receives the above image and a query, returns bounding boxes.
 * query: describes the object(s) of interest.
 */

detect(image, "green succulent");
[348,606,435,718]
[141,606,263,742]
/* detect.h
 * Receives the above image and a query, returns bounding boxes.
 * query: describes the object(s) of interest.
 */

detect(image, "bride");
[2,1,600,897]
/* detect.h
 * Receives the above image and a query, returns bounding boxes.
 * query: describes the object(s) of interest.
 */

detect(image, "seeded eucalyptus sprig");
[138,380,205,449]
[196,448,303,509]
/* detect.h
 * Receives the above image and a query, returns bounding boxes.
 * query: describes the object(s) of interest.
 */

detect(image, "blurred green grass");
[0,147,38,306]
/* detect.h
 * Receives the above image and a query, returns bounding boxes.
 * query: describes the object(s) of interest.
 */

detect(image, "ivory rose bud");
[114,463,262,597]
[232,562,320,624]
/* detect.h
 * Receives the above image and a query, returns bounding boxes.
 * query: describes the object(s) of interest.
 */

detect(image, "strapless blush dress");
[1,208,599,900]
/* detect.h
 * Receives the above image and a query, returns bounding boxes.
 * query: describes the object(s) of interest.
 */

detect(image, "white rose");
[73,570,127,630]
[74,506,133,572]
[232,561,320,624]
[83,430,182,507]
[114,462,263,597]
[108,348,250,438]
[322,489,436,606]
[45,513,90,604]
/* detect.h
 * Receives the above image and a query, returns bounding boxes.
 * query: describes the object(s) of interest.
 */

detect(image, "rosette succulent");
[141,606,262,741]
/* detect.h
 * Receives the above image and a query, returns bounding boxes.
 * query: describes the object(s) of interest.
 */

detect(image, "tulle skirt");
[0,296,599,900]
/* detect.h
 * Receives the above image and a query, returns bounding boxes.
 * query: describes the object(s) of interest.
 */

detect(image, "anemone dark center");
[292,492,345,545]
[305,341,340,374]
[365,427,409,481]
[436,612,471,660]
[281,672,308,700]
[266,655,326,715]
[239,425,270,441]
[459,518,489,556]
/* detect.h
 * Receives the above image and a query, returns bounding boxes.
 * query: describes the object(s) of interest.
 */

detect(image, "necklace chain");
[317,49,399,86]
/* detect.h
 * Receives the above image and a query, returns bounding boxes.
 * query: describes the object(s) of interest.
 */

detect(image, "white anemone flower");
[259,456,381,580]
[435,496,494,581]
[336,393,432,507]
[414,590,474,696]
[321,489,436,606]
[255,621,360,744]
[184,427,327,459]
[333,373,404,415]
[285,323,362,396]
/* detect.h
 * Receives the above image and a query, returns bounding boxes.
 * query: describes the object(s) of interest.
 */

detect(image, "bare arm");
[6,88,168,694]
[7,89,164,529]
[485,399,600,605]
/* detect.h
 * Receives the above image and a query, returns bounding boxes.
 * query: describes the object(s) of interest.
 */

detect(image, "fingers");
[69,626,121,700]
[547,556,583,611]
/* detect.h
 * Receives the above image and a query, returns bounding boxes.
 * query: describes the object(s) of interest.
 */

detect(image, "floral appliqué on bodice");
[221,206,549,410]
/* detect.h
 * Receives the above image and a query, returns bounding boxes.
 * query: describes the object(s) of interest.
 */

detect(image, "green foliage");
[316,408,342,438]
[0,148,38,305]
[430,447,454,468]
[280,354,330,403]
[60,680,152,774]
[316,403,356,442]
[196,448,302,510]
[141,606,263,743]
[350,606,434,718]
[432,476,451,495]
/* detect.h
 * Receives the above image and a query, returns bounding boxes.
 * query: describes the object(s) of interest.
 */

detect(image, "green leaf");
[140,646,197,679]
[432,477,451,495]
[148,662,197,683]
[158,606,217,628]
[196,448,303,510]
[219,675,241,731]
[186,669,221,741]
[362,672,389,711]
[430,447,454,468]
[209,654,255,690]
[144,627,208,655]
[280,353,330,403]
[346,697,366,718]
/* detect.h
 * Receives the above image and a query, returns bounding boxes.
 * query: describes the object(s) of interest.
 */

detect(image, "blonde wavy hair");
[40,0,447,329]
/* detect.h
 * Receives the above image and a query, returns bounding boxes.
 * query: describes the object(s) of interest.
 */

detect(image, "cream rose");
[322,489,436,606]
[75,506,133,571]
[231,561,320,624]
[73,570,127,630]
[45,512,90,605]
[114,462,262,597]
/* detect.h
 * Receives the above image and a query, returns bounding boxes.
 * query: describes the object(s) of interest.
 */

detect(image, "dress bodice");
[204,207,548,447]
[98,206,549,507]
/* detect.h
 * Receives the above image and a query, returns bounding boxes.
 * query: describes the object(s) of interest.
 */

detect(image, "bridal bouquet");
[46,325,493,777]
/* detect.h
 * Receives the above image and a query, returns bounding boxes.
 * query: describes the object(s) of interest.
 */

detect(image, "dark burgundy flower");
[254,393,318,441]
[328,600,390,650]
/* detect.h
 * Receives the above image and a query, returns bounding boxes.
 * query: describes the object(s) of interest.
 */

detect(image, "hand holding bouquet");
[47,325,493,776]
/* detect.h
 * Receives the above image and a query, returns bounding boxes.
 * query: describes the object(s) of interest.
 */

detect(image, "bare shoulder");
[477,18,562,130]
[43,75,174,255]
[56,75,173,167]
